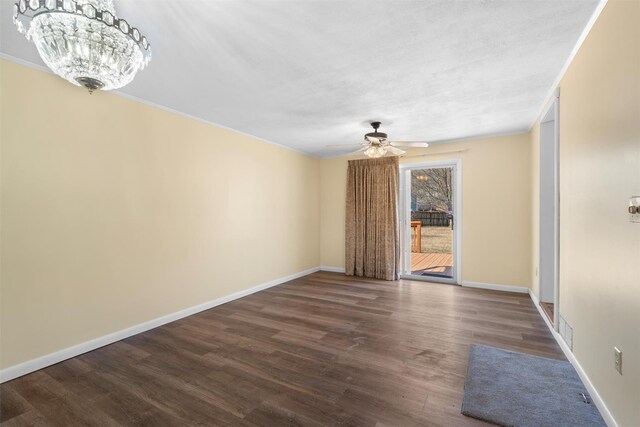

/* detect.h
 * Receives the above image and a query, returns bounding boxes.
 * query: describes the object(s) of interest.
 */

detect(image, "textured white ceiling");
[1,0,599,157]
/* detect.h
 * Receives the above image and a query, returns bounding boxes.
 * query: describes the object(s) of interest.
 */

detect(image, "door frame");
[399,159,462,284]
[539,91,560,330]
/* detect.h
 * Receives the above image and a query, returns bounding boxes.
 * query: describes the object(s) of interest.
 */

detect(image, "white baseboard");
[320,266,346,273]
[528,290,618,427]
[0,266,321,383]
[461,280,529,294]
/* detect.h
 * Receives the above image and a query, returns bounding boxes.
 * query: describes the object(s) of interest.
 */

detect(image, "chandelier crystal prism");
[13,0,151,92]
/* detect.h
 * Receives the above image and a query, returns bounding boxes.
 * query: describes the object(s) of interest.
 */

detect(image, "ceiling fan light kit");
[13,0,151,93]
[363,145,387,158]
[330,121,430,158]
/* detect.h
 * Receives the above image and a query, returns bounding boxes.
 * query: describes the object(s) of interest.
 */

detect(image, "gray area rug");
[461,344,606,427]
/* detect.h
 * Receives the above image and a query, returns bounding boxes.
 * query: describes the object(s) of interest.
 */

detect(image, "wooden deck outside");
[411,252,453,276]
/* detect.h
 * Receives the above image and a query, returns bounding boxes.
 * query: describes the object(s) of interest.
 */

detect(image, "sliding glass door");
[400,161,461,283]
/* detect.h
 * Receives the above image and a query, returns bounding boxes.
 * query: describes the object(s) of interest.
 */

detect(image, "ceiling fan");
[327,122,429,158]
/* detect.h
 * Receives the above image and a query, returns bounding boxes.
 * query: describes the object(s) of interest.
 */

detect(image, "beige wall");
[319,155,348,269]
[0,60,320,369]
[529,1,639,425]
[321,133,534,288]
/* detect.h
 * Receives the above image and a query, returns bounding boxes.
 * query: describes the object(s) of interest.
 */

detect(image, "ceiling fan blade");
[386,146,406,155]
[326,144,366,147]
[348,146,368,155]
[389,141,430,148]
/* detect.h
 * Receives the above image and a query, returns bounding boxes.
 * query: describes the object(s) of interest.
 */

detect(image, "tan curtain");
[345,156,400,280]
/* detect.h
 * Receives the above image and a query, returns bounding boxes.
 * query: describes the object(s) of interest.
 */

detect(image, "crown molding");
[529,0,609,128]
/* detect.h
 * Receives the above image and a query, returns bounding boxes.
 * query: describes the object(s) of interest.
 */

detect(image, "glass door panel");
[408,167,454,279]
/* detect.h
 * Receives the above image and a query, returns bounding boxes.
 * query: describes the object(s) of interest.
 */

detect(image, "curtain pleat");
[345,157,399,280]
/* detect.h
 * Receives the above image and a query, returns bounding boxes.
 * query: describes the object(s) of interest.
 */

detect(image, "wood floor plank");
[7,372,119,426]
[0,410,50,427]
[1,272,564,426]
[0,386,34,423]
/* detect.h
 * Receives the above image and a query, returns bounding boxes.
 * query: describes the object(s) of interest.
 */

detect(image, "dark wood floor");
[540,302,555,325]
[1,272,564,426]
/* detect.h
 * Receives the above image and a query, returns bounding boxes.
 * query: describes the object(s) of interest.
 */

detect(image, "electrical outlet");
[614,347,622,374]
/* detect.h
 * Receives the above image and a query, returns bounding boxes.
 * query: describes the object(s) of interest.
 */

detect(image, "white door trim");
[399,159,462,284]
[539,90,560,331]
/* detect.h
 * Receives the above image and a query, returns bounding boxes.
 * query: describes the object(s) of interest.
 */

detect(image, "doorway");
[400,160,461,284]
[539,95,559,327]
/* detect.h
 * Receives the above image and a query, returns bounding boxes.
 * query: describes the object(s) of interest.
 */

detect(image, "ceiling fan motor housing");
[365,121,388,144]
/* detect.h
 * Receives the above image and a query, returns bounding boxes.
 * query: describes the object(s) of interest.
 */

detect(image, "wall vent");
[559,314,573,350]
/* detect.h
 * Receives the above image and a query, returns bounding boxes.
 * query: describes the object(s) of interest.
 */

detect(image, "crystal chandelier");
[13,0,151,93]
